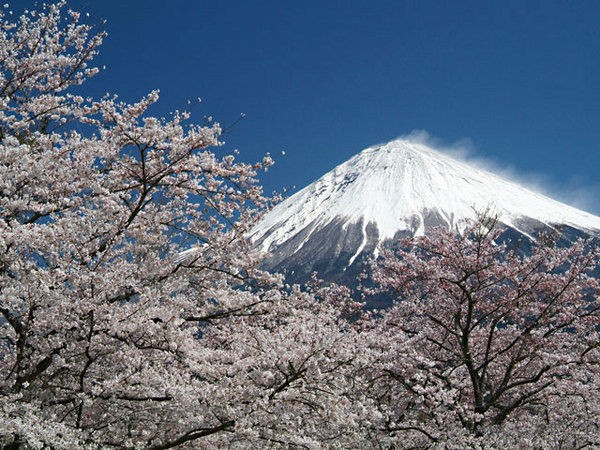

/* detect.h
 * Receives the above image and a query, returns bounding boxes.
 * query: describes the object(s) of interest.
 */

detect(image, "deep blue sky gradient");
[27,0,600,213]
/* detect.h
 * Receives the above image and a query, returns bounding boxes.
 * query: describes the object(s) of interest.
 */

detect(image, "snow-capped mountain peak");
[251,139,600,258]
[247,138,600,295]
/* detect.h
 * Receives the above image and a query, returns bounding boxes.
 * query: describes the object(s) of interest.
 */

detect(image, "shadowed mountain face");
[250,139,600,302]
[255,218,598,309]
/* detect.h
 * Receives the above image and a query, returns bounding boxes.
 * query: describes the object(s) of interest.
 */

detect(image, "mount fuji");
[250,138,600,289]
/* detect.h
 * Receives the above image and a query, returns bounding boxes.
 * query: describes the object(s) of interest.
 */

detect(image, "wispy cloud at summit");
[395,130,600,216]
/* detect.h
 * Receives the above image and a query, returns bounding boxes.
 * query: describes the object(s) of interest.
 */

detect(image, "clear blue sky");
[29,1,600,213]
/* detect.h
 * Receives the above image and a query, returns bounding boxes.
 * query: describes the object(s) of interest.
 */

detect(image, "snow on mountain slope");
[250,138,600,266]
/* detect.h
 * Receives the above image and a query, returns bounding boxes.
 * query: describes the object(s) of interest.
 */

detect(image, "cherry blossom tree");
[367,217,600,447]
[0,3,371,448]
[2,3,600,449]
